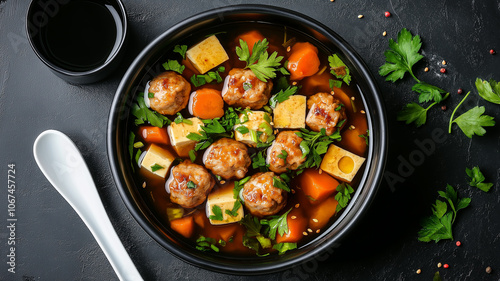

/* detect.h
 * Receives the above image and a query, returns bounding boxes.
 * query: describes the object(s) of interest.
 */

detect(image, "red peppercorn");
[490,49,496,55]
[440,68,446,73]
[385,11,391,17]
[457,88,463,94]
[456,241,461,246]
[441,105,447,111]
[444,264,449,269]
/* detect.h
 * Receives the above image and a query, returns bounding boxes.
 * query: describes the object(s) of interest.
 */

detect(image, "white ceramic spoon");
[33,130,143,281]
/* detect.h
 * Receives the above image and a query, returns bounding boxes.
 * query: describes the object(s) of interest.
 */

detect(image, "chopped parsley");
[397,94,449,127]
[236,38,284,82]
[269,86,298,108]
[335,183,354,212]
[162,59,185,74]
[186,181,197,189]
[188,149,196,162]
[173,44,188,59]
[466,166,493,192]
[150,163,164,172]
[358,129,369,145]
[209,205,223,221]
[225,200,242,217]
[295,128,342,169]
[277,150,288,161]
[196,236,220,252]
[190,66,225,87]
[272,242,297,255]
[174,112,193,125]
[261,208,292,240]
[233,176,251,200]
[251,150,269,172]
[273,176,290,192]
[243,81,252,91]
[132,95,171,128]
[328,54,351,87]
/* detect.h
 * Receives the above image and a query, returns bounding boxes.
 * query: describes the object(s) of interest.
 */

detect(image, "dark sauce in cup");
[38,0,123,72]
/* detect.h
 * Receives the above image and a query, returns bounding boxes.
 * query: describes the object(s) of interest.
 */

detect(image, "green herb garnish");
[225,200,242,217]
[397,93,449,127]
[174,112,193,125]
[236,38,284,82]
[448,91,495,138]
[295,128,341,169]
[277,149,288,161]
[251,150,269,172]
[358,130,369,145]
[190,66,225,87]
[186,180,197,189]
[418,185,470,243]
[466,166,493,192]
[475,77,500,104]
[132,96,171,128]
[233,176,251,200]
[150,163,164,172]
[328,54,351,86]
[162,60,185,74]
[188,149,196,162]
[196,236,220,252]
[209,205,223,221]
[173,45,188,59]
[272,242,297,255]
[335,183,354,212]
[243,81,252,91]
[273,176,290,192]
[262,208,292,240]
[269,86,298,108]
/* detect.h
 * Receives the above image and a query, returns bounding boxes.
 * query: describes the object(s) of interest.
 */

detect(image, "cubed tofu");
[140,144,175,178]
[186,35,229,74]
[273,95,306,128]
[167,118,204,157]
[320,144,366,183]
[206,184,244,225]
[234,111,273,146]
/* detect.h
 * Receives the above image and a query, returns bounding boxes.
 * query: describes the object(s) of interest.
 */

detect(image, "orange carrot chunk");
[238,30,265,54]
[287,42,320,80]
[170,216,194,238]
[139,126,170,145]
[276,209,307,244]
[298,168,340,203]
[190,88,224,119]
[309,196,339,230]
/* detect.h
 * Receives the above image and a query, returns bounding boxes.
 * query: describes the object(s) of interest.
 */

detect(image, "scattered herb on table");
[466,166,493,192]
[397,93,450,127]
[448,91,495,138]
[418,184,471,243]
[236,38,284,82]
[475,78,500,104]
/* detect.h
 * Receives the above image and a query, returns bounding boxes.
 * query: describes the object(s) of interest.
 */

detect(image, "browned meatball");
[166,160,215,209]
[267,131,305,173]
[203,138,251,180]
[148,71,191,115]
[221,68,273,109]
[306,92,347,135]
[242,172,287,217]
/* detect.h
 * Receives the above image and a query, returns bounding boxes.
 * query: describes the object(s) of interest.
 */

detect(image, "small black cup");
[26,0,128,84]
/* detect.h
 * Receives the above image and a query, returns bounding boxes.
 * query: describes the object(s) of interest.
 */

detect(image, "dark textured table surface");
[1,0,499,280]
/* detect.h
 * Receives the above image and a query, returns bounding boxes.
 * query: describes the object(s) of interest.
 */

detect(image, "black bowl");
[107,4,387,275]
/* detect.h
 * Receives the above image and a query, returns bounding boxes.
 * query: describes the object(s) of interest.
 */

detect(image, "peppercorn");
[385,11,391,17]
[443,264,449,269]
[456,241,461,247]
[490,49,495,55]
[440,68,446,74]
[441,105,447,111]
[457,88,463,94]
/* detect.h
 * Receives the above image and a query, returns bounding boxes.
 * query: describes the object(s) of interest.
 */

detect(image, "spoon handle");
[33,130,143,281]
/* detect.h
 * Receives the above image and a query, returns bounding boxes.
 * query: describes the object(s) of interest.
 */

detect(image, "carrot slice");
[139,126,170,145]
[238,30,265,54]
[190,88,224,119]
[170,216,194,238]
[287,42,320,80]
[276,209,307,244]
[297,168,340,203]
[309,196,338,230]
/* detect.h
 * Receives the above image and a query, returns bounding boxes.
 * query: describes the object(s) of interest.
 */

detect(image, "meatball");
[203,138,251,180]
[148,71,191,115]
[242,172,287,217]
[306,92,347,135]
[221,68,273,109]
[267,131,306,173]
[166,160,215,209]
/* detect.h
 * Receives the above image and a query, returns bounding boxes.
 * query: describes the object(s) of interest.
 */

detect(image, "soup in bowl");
[108,5,387,274]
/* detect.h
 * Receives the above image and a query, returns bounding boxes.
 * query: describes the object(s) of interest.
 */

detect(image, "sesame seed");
[312,218,319,222]
[292,81,297,85]
[382,31,387,37]
[351,96,355,101]
[424,67,429,72]
[270,122,274,126]
[220,180,226,184]
[307,228,313,233]
[303,232,308,236]
[330,0,334,2]
[295,203,300,208]
[437,263,442,268]
[291,216,297,219]
[316,229,320,233]
[287,46,291,52]
[442,60,447,65]
[358,15,364,19]
[360,110,366,114]
[486,266,492,274]
[142,182,146,188]
[330,91,335,95]
[416,269,421,274]
[349,125,356,130]
[319,169,323,174]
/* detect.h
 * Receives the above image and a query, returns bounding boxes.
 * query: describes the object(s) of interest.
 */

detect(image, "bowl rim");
[107,4,387,275]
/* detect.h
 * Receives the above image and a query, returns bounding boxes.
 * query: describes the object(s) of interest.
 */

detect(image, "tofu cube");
[206,184,244,225]
[140,144,175,178]
[273,95,306,128]
[167,118,204,157]
[186,35,229,74]
[320,144,366,183]
[234,111,273,147]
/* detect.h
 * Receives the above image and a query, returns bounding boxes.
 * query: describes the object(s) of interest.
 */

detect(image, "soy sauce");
[39,0,123,72]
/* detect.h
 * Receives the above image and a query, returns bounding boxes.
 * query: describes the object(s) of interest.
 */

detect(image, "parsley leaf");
[273,176,290,192]
[418,185,470,243]
[448,91,495,138]
[251,150,269,172]
[196,236,220,252]
[209,205,223,221]
[150,163,164,172]
[328,54,351,86]
[263,208,292,240]
[162,60,185,74]
[186,181,197,189]
[412,82,447,103]
[236,38,284,82]
[335,183,355,212]
[398,93,450,127]
[233,176,251,199]
[190,66,225,87]
[269,86,298,108]
[379,28,423,82]
[475,77,500,104]
[188,150,196,162]
[466,166,493,192]
[132,96,171,128]
[225,200,242,217]
[296,128,341,169]
[173,45,188,59]
[174,112,193,125]
[358,129,369,145]
[277,150,288,161]
[272,242,297,255]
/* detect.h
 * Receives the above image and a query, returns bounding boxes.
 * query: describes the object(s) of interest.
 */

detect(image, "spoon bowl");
[33,129,143,281]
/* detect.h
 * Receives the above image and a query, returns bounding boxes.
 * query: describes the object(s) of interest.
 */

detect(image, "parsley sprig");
[418,185,470,243]
[132,95,171,128]
[476,78,500,104]
[466,166,493,192]
[269,86,298,108]
[328,54,351,88]
[398,93,450,127]
[448,91,495,138]
[236,39,284,82]
[335,183,354,212]
[295,128,342,169]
